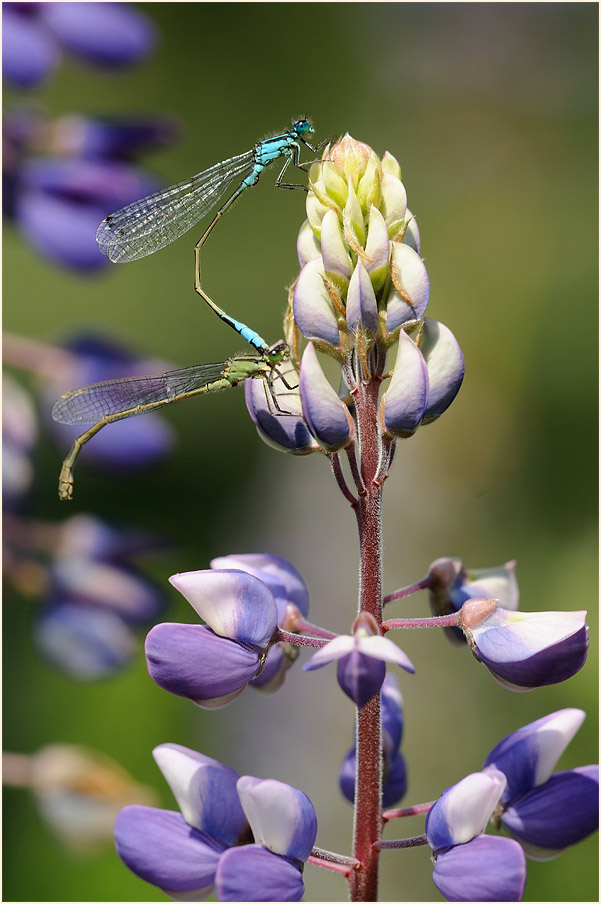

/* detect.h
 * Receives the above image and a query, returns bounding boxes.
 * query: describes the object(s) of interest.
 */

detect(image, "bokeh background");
[3,3,598,901]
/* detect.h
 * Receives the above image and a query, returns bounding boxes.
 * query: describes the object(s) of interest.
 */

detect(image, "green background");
[3,3,598,901]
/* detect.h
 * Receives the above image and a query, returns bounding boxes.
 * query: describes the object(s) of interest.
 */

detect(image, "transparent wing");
[51,363,231,425]
[96,150,255,263]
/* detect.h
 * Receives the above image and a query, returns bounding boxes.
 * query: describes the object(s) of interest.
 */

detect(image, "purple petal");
[53,114,176,160]
[16,190,110,271]
[237,776,317,860]
[471,609,589,690]
[502,766,599,851]
[419,318,465,423]
[303,634,355,669]
[483,709,586,801]
[35,600,135,680]
[152,744,248,846]
[42,2,156,66]
[426,770,507,850]
[293,259,341,346]
[245,377,318,454]
[357,635,415,671]
[215,845,304,902]
[382,673,404,752]
[2,7,60,87]
[336,650,386,707]
[383,329,429,436]
[297,219,321,268]
[339,747,356,804]
[21,158,159,210]
[210,554,309,620]
[383,751,408,807]
[168,570,278,647]
[385,243,430,330]
[299,343,351,451]
[433,835,526,902]
[51,557,162,623]
[114,805,223,897]
[145,623,260,708]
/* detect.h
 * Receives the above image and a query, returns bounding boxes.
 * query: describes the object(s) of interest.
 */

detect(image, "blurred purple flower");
[2,372,38,507]
[30,513,167,680]
[9,155,161,271]
[3,2,156,89]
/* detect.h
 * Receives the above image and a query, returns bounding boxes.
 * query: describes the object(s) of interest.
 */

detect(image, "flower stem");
[383,575,434,604]
[276,629,329,648]
[382,801,435,822]
[348,352,386,902]
[382,613,461,632]
[374,834,428,850]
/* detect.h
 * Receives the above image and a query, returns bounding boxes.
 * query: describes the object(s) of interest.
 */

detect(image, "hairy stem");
[349,354,385,902]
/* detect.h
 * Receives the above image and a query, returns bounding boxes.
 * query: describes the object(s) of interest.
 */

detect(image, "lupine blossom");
[114,743,317,901]
[483,709,599,858]
[459,599,589,691]
[425,769,527,901]
[304,611,414,707]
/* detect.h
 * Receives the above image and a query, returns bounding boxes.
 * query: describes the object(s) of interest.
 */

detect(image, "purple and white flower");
[459,599,589,691]
[304,611,414,707]
[146,568,280,708]
[426,769,527,902]
[483,709,599,858]
[115,743,317,901]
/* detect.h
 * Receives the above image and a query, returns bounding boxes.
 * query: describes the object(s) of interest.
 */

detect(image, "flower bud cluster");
[246,135,464,457]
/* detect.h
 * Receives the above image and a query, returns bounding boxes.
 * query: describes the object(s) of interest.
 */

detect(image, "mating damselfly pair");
[53,117,326,498]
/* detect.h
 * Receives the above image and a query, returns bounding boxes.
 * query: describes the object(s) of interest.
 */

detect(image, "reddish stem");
[381,613,461,632]
[382,801,435,822]
[308,846,361,874]
[374,834,428,851]
[348,358,385,902]
[383,575,434,604]
[276,629,328,648]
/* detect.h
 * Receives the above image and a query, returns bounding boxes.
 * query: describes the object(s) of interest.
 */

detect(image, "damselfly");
[96,117,325,265]
[52,334,293,501]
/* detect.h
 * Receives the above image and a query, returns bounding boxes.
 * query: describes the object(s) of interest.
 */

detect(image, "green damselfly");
[52,335,293,500]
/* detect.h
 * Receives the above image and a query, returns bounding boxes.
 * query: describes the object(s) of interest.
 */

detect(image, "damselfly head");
[267,340,290,364]
[293,117,314,136]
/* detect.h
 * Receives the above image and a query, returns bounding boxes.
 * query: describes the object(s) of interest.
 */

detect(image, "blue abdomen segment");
[224,315,268,353]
